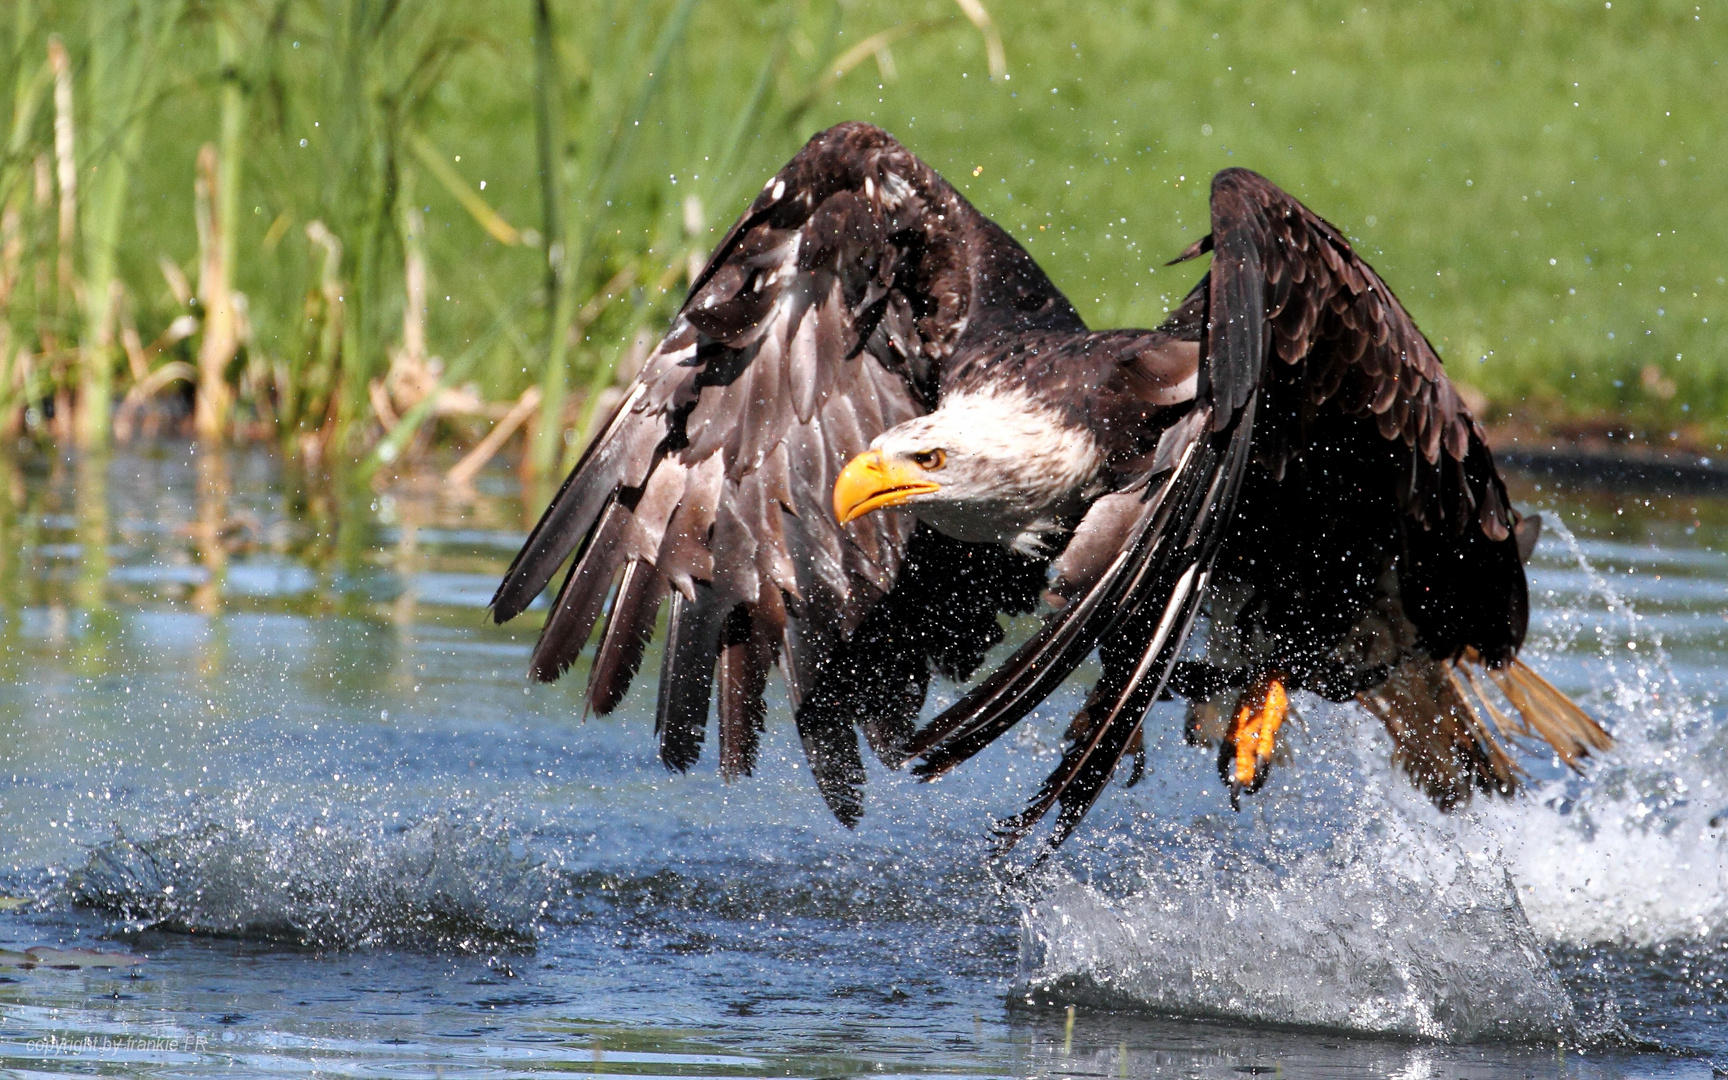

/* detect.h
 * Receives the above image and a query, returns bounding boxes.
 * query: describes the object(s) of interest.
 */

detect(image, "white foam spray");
[1017,810,1576,1042]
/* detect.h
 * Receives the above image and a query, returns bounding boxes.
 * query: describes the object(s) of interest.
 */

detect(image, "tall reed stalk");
[0,1,50,421]
[195,9,246,442]
[76,0,187,449]
[527,0,568,489]
[525,0,703,489]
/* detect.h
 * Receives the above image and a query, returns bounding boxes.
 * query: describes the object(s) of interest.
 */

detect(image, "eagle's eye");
[910,448,946,471]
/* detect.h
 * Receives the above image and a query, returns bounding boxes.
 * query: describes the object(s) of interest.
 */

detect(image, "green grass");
[854,1,1725,443]
[1,0,1723,460]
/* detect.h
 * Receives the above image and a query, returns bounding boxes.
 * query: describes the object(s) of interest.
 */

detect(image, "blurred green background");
[1,0,1722,481]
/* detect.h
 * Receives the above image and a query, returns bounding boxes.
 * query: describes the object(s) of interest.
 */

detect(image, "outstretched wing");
[1197,167,1528,663]
[909,167,1529,853]
[491,122,1083,823]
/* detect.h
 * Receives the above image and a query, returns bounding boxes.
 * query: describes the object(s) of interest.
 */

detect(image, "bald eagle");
[492,122,1610,852]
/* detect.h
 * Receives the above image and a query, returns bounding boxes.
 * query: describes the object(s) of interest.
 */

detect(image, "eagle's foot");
[1219,673,1288,809]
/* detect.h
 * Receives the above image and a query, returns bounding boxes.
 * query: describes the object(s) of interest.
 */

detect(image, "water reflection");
[190,447,228,618]
[9,445,538,626]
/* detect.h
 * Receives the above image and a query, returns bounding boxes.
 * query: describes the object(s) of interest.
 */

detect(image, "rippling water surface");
[0,445,1725,1078]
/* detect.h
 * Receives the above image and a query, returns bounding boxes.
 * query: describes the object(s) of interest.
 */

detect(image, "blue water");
[0,444,1724,1078]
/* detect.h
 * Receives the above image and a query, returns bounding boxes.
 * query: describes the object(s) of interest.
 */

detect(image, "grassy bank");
[0,0,1722,478]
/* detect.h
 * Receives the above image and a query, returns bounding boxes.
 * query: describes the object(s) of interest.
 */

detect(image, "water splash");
[1016,813,1576,1042]
[67,812,552,950]
[1484,515,1728,946]
[1017,509,1728,1041]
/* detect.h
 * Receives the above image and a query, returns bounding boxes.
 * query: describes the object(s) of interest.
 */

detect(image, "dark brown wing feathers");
[1211,170,1512,540]
[1201,169,1527,665]
[491,122,1082,820]
[528,498,629,682]
[588,559,665,714]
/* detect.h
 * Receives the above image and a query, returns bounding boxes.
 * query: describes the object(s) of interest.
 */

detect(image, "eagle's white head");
[833,388,1105,557]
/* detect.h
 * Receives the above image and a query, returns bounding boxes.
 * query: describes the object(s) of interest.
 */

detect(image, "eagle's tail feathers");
[1443,662,1524,794]
[1359,657,1519,811]
[1362,651,1610,811]
[1453,657,1521,742]
[1482,654,1613,769]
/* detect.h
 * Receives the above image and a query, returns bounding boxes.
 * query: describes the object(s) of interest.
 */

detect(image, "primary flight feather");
[492,122,1609,852]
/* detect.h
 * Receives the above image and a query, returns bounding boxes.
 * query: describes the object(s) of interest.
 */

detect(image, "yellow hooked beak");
[833,450,941,524]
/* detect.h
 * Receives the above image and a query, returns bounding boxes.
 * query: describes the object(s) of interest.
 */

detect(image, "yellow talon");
[1222,674,1288,805]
